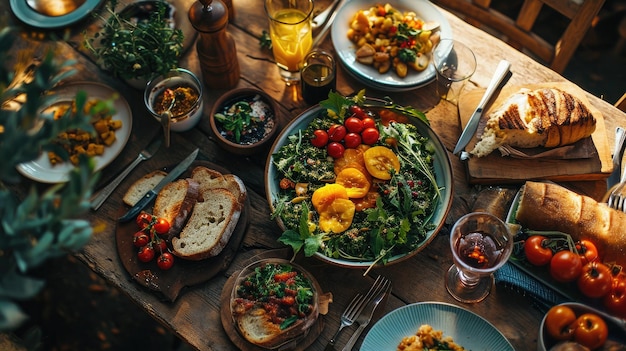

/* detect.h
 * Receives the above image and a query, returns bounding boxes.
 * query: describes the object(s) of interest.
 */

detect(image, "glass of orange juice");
[265,0,313,85]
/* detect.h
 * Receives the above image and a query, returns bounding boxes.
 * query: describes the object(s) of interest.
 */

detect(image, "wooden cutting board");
[458,82,612,184]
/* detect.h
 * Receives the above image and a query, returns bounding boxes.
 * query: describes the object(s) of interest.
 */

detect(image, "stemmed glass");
[432,39,477,105]
[445,212,513,303]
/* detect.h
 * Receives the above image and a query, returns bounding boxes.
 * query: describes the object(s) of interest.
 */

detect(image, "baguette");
[171,188,240,260]
[515,181,626,267]
[122,170,168,206]
[153,178,200,240]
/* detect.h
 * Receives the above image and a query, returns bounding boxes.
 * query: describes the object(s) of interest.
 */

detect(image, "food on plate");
[47,99,123,165]
[347,3,440,77]
[470,88,596,157]
[153,178,201,240]
[231,261,317,348]
[397,324,465,351]
[131,212,174,270]
[123,170,168,206]
[544,305,608,350]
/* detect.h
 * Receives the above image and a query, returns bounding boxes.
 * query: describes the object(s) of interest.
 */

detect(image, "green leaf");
[304,234,325,257]
[278,230,304,255]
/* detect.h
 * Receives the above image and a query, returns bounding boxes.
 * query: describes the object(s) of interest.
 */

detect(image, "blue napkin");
[494,261,570,312]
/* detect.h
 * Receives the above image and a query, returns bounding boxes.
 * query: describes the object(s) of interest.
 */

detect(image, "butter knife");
[118,148,199,222]
[341,279,391,351]
[453,60,511,157]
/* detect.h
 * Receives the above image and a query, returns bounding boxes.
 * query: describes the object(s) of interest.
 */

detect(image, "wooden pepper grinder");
[189,0,240,89]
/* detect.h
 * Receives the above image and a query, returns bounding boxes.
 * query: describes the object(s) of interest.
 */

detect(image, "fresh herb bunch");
[84,0,184,81]
[214,101,258,143]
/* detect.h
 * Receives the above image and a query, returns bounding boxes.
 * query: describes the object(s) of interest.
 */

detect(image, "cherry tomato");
[311,129,329,148]
[137,245,155,263]
[133,231,150,248]
[573,313,608,350]
[361,117,376,130]
[524,235,553,266]
[544,305,577,341]
[153,217,170,235]
[153,238,168,253]
[135,212,153,228]
[326,141,345,159]
[577,262,612,298]
[157,252,174,270]
[361,127,380,145]
[349,105,366,119]
[344,132,362,149]
[603,272,626,318]
[344,117,364,133]
[328,124,347,142]
[575,239,599,264]
[550,250,583,283]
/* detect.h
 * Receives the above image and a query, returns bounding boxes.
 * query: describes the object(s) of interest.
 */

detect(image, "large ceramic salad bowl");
[265,95,453,269]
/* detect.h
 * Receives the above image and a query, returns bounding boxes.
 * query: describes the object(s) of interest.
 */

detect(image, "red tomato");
[603,272,626,318]
[157,252,174,270]
[577,262,612,298]
[135,212,153,229]
[576,239,599,264]
[573,313,608,350]
[361,127,380,145]
[328,124,347,142]
[361,117,376,130]
[133,231,150,248]
[326,142,345,159]
[524,235,553,266]
[544,305,577,341]
[344,132,362,149]
[349,105,366,119]
[153,217,170,235]
[550,250,583,283]
[311,129,329,148]
[344,117,364,133]
[153,238,168,253]
[137,245,155,263]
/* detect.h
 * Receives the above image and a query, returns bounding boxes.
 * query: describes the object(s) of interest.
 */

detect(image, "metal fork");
[608,180,626,212]
[323,293,365,350]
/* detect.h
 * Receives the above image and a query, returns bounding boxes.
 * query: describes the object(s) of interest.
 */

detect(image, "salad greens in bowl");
[265,91,453,271]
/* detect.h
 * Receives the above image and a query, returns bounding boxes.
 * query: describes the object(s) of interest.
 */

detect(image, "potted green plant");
[83,0,184,88]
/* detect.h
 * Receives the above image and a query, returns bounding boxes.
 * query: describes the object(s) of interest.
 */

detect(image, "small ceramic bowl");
[209,88,279,155]
[230,258,319,349]
[538,302,626,351]
[144,68,203,132]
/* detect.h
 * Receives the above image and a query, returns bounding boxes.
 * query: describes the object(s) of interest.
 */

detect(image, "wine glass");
[445,212,513,303]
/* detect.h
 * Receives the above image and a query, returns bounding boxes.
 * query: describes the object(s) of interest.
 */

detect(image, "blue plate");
[10,0,103,29]
[361,302,514,351]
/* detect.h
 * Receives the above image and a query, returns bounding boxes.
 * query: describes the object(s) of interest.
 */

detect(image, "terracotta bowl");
[209,88,279,156]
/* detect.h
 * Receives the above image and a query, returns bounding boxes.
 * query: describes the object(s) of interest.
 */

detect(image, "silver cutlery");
[341,276,392,351]
[311,0,347,48]
[607,174,626,212]
[89,137,162,211]
[323,293,365,351]
[312,0,341,30]
[607,127,626,189]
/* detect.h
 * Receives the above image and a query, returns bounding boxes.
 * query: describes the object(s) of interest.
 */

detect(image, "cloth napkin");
[494,261,570,312]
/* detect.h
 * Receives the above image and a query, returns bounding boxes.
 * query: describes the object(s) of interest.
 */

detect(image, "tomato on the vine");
[361,117,376,130]
[524,235,553,266]
[328,124,347,142]
[349,105,366,119]
[327,142,345,159]
[603,272,626,318]
[153,217,171,235]
[137,245,155,263]
[344,133,362,149]
[576,239,599,264]
[361,127,380,145]
[577,262,612,298]
[311,129,329,148]
[544,305,577,341]
[573,313,608,350]
[344,117,364,133]
[157,252,174,270]
[550,250,583,283]
[153,238,168,253]
[133,231,150,248]
[136,212,153,229]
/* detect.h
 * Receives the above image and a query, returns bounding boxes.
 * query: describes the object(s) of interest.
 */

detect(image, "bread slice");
[235,307,282,347]
[122,170,168,206]
[171,188,241,260]
[153,178,200,240]
[191,166,247,207]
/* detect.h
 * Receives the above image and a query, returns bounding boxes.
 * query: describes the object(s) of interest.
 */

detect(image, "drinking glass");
[301,49,336,105]
[432,39,477,105]
[445,212,513,303]
[265,0,314,85]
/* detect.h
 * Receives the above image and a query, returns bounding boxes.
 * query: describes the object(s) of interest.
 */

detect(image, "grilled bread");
[153,178,200,240]
[470,88,596,157]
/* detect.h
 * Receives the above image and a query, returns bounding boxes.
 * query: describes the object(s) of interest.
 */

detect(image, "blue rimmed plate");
[361,302,514,351]
[10,0,103,29]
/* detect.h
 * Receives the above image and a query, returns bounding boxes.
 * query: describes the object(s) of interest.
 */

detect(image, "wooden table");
[4,0,626,350]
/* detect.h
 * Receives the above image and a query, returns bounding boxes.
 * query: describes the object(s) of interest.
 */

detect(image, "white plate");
[17,82,132,183]
[331,0,453,91]
[10,0,103,29]
[361,302,514,351]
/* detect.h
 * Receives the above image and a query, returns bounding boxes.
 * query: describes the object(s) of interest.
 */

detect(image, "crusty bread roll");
[171,188,240,260]
[191,166,247,207]
[515,181,626,267]
[153,178,200,240]
[471,88,596,157]
[122,170,167,206]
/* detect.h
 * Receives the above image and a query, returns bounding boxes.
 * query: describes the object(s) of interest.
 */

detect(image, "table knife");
[118,148,199,222]
[453,60,511,157]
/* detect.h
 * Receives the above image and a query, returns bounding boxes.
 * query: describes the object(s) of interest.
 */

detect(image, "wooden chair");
[431,0,606,74]
[617,93,626,112]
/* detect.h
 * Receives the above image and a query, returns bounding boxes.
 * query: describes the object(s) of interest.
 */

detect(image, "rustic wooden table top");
[4,0,626,350]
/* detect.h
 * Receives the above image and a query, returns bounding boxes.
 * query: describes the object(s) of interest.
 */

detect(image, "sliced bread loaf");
[171,188,241,260]
[191,166,247,207]
[153,178,200,240]
[122,170,168,206]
